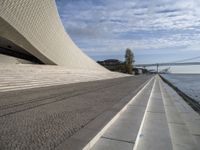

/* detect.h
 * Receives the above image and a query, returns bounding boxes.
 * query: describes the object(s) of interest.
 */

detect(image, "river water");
[161,74,200,104]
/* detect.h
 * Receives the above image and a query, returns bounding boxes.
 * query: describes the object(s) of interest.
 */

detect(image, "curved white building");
[0,0,107,71]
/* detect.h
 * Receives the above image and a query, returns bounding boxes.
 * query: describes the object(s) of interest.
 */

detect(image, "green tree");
[125,48,134,74]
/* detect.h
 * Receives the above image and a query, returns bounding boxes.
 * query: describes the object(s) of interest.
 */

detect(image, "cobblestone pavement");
[0,75,151,150]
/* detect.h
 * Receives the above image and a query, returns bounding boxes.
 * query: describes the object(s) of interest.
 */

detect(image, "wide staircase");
[87,75,200,150]
[0,64,129,92]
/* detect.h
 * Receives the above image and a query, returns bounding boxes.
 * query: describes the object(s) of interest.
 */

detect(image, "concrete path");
[90,77,154,150]
[160,78,200,149]
[91,75,200,150]
[1,74,199,150]
[0,75,151,150]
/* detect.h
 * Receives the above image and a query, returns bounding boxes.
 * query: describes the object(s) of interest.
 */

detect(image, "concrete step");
[0,64,130,92]
[159,78,200,149]
[133,76,173,150]
[88,77,155,150]
[89,75,200,150]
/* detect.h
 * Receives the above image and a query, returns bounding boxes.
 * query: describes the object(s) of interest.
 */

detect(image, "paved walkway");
[1,74,199,150]
[90,76,200,150]
[0,75,151,150]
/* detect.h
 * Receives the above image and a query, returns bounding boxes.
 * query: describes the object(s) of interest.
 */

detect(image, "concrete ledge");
[160,75,200,114]
[133,77,173,150]
[159,78,200,148]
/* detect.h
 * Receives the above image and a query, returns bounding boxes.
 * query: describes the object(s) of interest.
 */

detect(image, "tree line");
[97,48,135,74]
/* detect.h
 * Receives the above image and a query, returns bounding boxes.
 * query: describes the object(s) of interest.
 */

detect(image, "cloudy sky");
[56,0,200,73]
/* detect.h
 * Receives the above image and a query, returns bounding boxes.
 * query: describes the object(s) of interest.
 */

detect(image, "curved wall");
[0,0,107,72]
[0,54,34,64]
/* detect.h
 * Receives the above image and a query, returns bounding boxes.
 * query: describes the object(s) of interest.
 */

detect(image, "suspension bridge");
[135,56,200,72]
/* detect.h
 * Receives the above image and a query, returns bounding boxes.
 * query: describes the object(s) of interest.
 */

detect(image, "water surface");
[162,74,200,104]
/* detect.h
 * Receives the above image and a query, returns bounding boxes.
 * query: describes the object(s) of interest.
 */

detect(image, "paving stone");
[135,78,173,150]
[90,77,154,150]
[160,77,200,150]
[136,112,172,150]
[91,138,133,150]
[102,106,146,143]
[169,123,197,150]
[164,106,185,124]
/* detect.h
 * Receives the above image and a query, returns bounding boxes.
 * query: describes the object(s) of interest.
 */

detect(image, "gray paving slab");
[169,123,197,150]
[102,106,146,143]
[90,138,133,150]
[129,81,154,107]
[159,77,200,150]
[194,135,200,148]
[147,82,165,113]
[135,112,173,150]
[186,119,200,135]
[162,83,195,113]
[147,102,165,113]
[90,77,155,150]
[129,80,154,108]
[91,76,200,150]
[163,96,175,106]
[134,78,173,150]
[174,103,193,113]
[129,95,150,107]
[180,112,200,122]
[164,106,185,124]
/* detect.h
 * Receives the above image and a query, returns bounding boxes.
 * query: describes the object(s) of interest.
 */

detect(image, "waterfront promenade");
[0,73,199,150]
[90,76,200,150]
[0,74,151,150]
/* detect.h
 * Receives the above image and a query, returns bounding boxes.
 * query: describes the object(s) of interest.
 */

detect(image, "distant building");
[97,59,125,72]
[148,69,157,74]
[133,67,149,75]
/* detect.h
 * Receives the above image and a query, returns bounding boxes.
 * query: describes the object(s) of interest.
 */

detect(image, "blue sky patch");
[56,0,200,72]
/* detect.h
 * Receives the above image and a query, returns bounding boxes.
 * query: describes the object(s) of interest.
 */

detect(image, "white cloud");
[56,0,200,60]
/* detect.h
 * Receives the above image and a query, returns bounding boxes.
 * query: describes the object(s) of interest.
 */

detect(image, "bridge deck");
[135,62,200,67]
